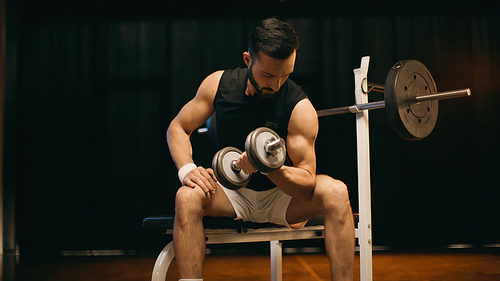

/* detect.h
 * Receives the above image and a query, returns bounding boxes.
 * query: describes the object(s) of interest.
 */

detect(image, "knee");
[175,186,204,218]
[315,175,351,211]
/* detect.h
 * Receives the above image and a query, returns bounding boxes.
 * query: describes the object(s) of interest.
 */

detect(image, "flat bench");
[143,215,359,281]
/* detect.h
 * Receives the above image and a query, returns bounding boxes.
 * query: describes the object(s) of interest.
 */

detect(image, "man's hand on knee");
[182,167,218,195]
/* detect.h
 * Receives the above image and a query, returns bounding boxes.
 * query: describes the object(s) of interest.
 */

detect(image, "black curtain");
[8,12,500,254]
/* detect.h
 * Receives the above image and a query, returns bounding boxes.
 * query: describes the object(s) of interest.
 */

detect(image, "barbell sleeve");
[414,88,471,103]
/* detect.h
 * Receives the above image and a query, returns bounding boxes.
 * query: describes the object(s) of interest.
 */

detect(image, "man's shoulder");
[201,70,224,88]
[196,71,224,101]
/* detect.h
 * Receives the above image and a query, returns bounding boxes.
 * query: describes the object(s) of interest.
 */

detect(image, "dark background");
[3,0,500,257]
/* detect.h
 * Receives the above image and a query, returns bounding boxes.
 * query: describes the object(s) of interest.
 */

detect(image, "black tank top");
[213,68,308,191]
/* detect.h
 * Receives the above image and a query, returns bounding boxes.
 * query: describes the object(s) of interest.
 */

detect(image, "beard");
[247,65,275,100]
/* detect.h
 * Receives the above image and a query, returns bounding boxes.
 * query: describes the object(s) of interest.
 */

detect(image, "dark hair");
[248,18,299,60]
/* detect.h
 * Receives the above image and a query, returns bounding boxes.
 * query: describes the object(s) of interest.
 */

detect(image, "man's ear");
[243,51,251,67]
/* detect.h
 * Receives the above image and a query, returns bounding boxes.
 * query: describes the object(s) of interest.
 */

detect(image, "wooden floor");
[4,248,500,281]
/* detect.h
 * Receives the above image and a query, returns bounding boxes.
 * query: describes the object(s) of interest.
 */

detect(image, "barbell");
[210,59,472,189]
[317,59,471,140]
[212,127,286,190]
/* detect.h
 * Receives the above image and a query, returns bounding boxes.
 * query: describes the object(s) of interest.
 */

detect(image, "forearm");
[166,121,195,170]
[267,165,316,200]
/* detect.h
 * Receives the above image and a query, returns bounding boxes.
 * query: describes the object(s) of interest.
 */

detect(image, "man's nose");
[270,78,282,92]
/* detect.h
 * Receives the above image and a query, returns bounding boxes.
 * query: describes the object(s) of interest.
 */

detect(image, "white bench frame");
[151,56,374,281]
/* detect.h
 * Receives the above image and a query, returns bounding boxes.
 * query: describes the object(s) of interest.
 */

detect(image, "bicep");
[171,71,223,135]
[286,99,318,174]
[174,99,213,135]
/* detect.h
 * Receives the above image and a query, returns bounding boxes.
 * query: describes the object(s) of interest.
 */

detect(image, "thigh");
[286,196,322,228]
[285,174,339,227]
[200,182,238,218]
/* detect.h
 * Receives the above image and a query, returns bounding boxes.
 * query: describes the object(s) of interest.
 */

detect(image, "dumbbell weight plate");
[385,60,438,140]
[212,147,251,190]
[245,127,286,174]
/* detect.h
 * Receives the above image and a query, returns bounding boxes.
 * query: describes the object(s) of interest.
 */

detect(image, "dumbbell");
[212,127,286,190]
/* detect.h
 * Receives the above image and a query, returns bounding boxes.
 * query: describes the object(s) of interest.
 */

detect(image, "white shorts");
[220,185,293,227]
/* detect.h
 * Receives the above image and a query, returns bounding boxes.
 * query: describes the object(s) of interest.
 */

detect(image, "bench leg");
[152,241,175,281]
[270,240,282,281]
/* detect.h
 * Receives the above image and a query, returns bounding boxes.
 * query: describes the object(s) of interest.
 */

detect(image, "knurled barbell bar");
[212,127,286,190]
[317,60,471,140]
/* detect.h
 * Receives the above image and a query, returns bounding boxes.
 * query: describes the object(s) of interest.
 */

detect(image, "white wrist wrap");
[178,163,197,183]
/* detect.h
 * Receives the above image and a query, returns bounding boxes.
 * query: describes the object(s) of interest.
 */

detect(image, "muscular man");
[167,18,355,281]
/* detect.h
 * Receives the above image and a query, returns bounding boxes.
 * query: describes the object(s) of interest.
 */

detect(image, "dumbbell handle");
[265,138,285,154]
[230,137,285,173]
[231,160,241,173]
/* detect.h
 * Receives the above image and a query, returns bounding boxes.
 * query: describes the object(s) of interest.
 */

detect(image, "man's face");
[246,51,296,98]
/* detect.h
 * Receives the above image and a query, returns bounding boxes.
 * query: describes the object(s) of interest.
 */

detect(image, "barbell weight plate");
[384,60,438,141]
[245,127,286,174]
[212,147,251,190]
